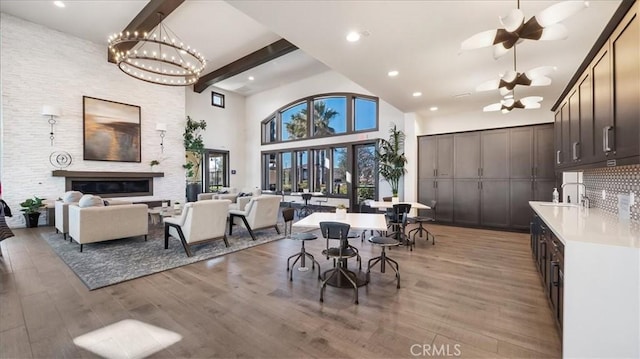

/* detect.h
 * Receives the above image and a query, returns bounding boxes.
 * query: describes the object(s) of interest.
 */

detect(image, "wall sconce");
[156,123,167,152]
[42,105,61,146]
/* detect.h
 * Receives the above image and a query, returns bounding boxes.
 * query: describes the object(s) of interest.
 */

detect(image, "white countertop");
[529,201,640,249]
[292,212,388,231]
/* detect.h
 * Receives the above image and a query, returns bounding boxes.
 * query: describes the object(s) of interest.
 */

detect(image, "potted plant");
[376,124,407,203]
[183,116,207,202]
[20,196,44,228]
[335,203,347,219]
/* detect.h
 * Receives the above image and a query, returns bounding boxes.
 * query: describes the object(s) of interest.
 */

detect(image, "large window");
[314,149,329,193]
[261,93,378,144]
[281,102,307,141]
[332,147,347,195]
[281,152,293,192]
[295,150,309,191]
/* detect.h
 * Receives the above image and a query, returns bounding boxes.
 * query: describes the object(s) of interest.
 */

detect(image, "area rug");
[41,222,292,290]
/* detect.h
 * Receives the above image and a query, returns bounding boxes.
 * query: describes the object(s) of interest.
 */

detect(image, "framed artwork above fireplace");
[83,96,141,162]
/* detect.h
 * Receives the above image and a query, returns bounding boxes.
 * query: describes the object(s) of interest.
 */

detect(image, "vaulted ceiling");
[0,0,622,122]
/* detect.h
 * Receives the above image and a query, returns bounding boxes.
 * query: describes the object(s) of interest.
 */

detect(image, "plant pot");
[186,182,202,202]
[392,196,400,203]
[335,208,347,219]
[23,212,41,228]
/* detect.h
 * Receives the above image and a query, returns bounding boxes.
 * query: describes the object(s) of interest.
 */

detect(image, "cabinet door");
[436,135,454,178]
[612,9,640,160]
[561,102,571,165]
[481,129,509,179]
[454,132,481,178]
[579,73,595,164]
[418,136,437,179]
[554,110,563,167]
[453,179,480,225]
[510,179,534,230]
[418,179,436,211]
[481,180,510,228]
[569,89,581,163]
[534,125,555,179]
[510,127,534,179]
[435,179,453,222]
[592,45,613,160]
[534,179,557,202]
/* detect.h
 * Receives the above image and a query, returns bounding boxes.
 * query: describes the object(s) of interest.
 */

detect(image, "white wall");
[416,109,555,136]
[0,14,186,227]
[244,70,406,199]
[185,86,246,188]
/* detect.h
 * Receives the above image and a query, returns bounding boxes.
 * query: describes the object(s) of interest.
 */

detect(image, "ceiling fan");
[461,1,589,58]
[476,66,556,95]
[483,96,543,114]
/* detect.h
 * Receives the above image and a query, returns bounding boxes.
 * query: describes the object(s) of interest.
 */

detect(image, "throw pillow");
[63,191,83,203]
[241,192,252,197]
[78,195,105,208]
[218,190,228,194]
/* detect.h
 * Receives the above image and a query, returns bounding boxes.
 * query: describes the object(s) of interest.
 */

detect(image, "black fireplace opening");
[68,178,153,197]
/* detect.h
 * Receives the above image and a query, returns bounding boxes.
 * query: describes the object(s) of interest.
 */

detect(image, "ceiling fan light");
[499,9,525,32]
[502,70,517,83]
[476,79,500,92]
[538,23,569,41]
[483,103,502,112]
[493,43,511,58]
[461,29,498,50]
[526,66,556,78]
[499,87,512,96]
[535,1,589,28]
[530,76,552,87]
[501,108,511,114]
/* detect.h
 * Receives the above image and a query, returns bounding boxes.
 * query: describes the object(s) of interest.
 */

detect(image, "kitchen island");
[530,201,640,359]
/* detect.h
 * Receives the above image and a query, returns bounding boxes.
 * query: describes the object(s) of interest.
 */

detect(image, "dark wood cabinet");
[531,215,564,335]
[481,179,510,228]
[510,127,533,179]
[611,8,640,161]
[553,1,639,169]
[481,129,509,179]
[418,124,555,230]
[454,132,480,179]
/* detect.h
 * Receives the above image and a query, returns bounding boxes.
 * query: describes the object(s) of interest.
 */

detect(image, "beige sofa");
[197,187,262,203]
[68,203,148,252]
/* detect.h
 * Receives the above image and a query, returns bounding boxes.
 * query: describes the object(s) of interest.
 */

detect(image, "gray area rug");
[41,222,290,290]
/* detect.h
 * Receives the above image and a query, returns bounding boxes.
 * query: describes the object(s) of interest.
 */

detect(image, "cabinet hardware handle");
[572,142,579,161]
[551,261,560,286]
[436,169,438,177]
[478,182,480,189]
[435,181,438,189]
[433,169,436,177]
[480,181,483,190]
[481,168,483,177]
[556,150,561,164]
[531,167,534,177]
[603,126,613,152]
[478,168,481,177]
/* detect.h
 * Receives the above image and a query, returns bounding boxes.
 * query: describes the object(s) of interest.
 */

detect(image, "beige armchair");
[164,199,231,257]
[228,195,281,241]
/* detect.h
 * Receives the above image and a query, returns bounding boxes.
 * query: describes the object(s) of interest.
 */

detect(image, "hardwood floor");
[0,223,561,358]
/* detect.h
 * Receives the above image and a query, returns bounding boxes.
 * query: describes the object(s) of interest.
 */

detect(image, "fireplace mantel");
[52,170,164,178]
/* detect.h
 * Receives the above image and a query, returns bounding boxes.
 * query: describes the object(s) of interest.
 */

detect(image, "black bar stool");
[367,236,401,288]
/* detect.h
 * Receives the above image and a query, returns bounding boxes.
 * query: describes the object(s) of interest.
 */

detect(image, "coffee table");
[148,207,180,225]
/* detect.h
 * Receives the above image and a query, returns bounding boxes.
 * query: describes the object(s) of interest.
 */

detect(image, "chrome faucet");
[561,182,590,208]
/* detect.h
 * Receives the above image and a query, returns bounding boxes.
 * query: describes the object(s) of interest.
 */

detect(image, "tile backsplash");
[583,164,640,222]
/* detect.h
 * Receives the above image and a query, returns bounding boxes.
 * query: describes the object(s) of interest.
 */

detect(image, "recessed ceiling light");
[53,1,65,7]
[430,106,438,111]
[412,92,422,97]
[346,31,361,42]
[387,70,399,77]
[248,76,255,81]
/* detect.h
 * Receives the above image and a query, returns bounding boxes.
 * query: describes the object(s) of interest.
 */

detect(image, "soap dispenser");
[552,188,559,203]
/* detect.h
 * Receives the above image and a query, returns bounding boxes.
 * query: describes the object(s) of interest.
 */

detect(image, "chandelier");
[108,12,206,86]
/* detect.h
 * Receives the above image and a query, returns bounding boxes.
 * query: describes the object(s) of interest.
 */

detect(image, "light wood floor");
[0,223,561,358]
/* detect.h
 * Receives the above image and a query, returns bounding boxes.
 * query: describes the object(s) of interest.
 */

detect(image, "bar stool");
[409,200,437,245]
[297,193,313,218]
[286,232,321,281]
[367,236,401,288]
[282,207,295,237]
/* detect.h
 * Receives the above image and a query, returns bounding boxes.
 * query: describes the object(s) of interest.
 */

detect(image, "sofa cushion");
[78,195,105,208]
[63,191,83,203]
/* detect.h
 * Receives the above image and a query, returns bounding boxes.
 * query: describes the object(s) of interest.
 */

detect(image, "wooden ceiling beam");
[193,39,298,93]
[107,0,185,63]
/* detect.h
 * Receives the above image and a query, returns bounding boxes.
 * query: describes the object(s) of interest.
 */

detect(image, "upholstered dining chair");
[319,221,359,304]
[228,195,281,241]
[164,199,231,257]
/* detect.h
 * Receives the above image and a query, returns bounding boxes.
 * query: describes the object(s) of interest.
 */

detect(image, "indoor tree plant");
[376,124,407,202]
[20,196,45,228]
[183,116,207,202]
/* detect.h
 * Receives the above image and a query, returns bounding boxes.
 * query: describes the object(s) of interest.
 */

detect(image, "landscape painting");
[83,96,141,162]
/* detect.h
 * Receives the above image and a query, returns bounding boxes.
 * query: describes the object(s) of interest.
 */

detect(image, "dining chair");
[387,203,413,250]
[319,221,359,304]
[409,200,437,245]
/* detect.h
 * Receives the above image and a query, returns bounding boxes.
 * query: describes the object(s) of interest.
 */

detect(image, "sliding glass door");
[204,149,229,192]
